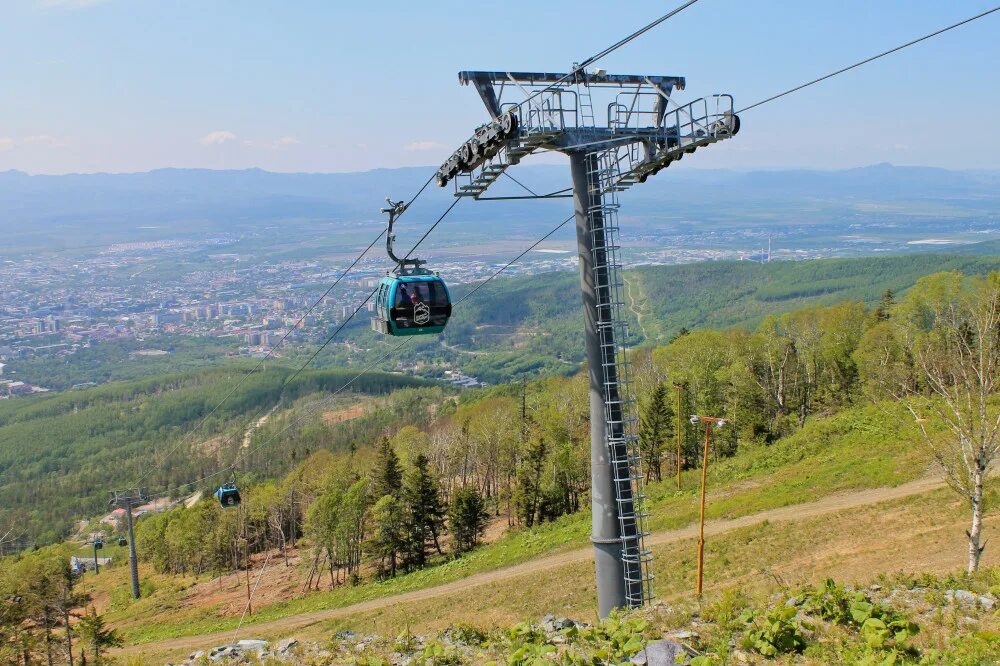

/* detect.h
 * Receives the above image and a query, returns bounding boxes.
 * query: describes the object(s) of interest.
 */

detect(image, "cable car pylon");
[437,68,739,616]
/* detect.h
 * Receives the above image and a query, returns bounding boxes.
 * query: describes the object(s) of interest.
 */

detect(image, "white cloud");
[404,140,445,152]
[0,138,13,152]
[23,135,57,145]
[200,130,238,146]
[275,136,301,147]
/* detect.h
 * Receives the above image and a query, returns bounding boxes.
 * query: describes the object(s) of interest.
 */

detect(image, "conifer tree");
[448,486,488,554]
[402,453,446,569]
[874,288,895,320]
[515,437,547,527]
[371,437,403,501]
[638,382,673,482]
[77,607,122,663]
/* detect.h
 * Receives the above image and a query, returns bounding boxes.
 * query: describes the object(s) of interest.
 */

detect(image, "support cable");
[401,197,462,263]
[131,230,385,487]
[129,174,437,488]
[219,214,576,480]
[139,192,466,500]
[145,213,574,501]
[278,195,463,392]
[119,0,703,501]
[501,172,541,197]
[514,0,702,111]
[232,551,272,644]
[737,5,1000,114]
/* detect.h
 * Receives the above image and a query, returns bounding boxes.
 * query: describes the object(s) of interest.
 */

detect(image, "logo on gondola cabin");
[413,301,430,325]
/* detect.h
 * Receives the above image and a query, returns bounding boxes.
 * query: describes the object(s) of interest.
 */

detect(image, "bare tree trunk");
[303,548,321,592]
[63,590,75,666]
[968,467,986,574]
[43,606,54,666]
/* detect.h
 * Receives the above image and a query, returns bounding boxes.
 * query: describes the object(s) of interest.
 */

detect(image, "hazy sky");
[2,0,998,174]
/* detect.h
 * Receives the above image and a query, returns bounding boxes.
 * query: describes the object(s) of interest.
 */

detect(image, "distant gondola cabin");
[372,274,452,336]
[215,483,241,508]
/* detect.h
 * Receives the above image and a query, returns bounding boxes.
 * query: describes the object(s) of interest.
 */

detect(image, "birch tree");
[865,271,1000,574]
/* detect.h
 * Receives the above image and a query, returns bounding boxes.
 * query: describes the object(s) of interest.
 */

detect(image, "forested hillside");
[100,270,1000,594]
[428,252,1000,381]
[0,366,431,545]
[2,267,997,663]
[2,253,998,547]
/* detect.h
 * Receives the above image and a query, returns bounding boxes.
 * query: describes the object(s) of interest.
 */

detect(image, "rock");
[666,629,698,640]
[276,638,299,653]
[335,630,357,640]
[631,640,690,665]
[237,639,268,652]
[946,589,995,609]
[784,596,800,607]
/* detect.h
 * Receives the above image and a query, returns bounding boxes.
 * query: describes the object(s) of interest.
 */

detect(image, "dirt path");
[243,404,279,448]
[622,273,649,340]
[440,340,488,356]
[128,475,947,656]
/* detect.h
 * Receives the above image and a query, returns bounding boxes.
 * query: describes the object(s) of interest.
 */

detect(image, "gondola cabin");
[215,483,242,508]
[371,273,452,336]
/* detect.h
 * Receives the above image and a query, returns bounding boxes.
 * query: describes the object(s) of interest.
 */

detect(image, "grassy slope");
[304,485,999,644]
[95,401,936,645]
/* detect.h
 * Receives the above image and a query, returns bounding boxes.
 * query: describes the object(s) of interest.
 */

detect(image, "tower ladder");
[584,147,654,607]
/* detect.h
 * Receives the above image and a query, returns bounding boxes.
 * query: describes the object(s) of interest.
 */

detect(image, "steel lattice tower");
[436,69,739,616]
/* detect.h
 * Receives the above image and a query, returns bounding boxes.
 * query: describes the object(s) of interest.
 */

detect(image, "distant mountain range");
[1,163,997,253]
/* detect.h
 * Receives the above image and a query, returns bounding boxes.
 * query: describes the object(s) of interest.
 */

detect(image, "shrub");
[740,605,810,656]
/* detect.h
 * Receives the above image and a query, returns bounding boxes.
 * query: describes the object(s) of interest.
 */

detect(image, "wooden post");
[696,423,711,597]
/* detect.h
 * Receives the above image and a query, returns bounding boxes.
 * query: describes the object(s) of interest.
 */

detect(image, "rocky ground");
[167,576,1000,665]
[170,613,693,665]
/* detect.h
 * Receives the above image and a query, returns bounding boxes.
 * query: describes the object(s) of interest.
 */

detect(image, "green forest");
[0,366,429,545]
[322,252,1000,384]
[117,270,1000,593]
[2,254,998,549]
[1,266,998,664]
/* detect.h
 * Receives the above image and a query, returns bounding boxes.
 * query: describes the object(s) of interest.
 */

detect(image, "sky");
[1,0,998,174]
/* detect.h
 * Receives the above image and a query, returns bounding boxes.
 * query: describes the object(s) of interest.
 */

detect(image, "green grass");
[102,401,931,645]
